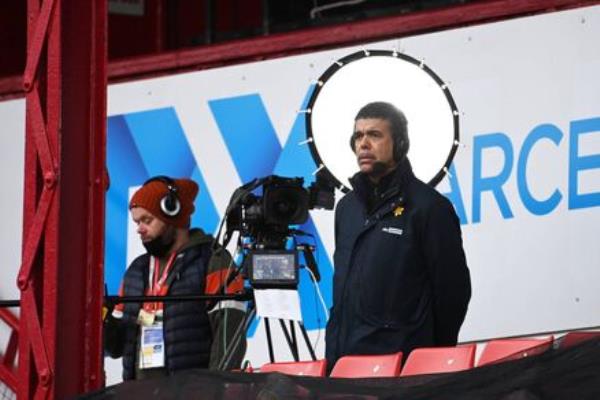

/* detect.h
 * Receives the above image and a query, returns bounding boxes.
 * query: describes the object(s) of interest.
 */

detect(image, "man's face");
[353,118,396,176]
[131,207,168,243]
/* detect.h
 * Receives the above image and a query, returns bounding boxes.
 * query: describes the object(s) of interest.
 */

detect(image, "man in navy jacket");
[325,102,471,370]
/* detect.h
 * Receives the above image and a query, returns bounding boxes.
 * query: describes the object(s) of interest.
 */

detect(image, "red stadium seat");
[560,331,600,349]
[400,344,476,376]
[330,352,403,378]
[477,337,554,366]
[259,359,327,377]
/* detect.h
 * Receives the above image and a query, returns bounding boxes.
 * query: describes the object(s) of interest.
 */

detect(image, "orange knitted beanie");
[129,177,199,228]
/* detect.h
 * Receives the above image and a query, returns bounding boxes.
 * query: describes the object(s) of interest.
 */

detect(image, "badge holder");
[139,322,165,369]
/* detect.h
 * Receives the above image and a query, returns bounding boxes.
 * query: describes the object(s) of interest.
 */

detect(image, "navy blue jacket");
[325,160,471,367]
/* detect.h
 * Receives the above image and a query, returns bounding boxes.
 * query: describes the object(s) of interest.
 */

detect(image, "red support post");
[19,0,107,398]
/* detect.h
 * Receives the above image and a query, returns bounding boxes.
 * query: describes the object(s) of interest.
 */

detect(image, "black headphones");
[143,175,181,217]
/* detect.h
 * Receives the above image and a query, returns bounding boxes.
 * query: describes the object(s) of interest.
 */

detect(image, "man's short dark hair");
[351,101,409,161]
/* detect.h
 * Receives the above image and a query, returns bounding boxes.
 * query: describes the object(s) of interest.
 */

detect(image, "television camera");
[217,174,335,289]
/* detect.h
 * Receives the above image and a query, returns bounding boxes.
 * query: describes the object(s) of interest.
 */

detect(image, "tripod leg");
[298,321,317,361]
[289,320,298,348]
[265,318,275,363]
[289,320,298,357]
[278,319,299,361]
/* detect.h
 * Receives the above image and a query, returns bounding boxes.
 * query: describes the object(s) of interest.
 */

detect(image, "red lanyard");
[144,252,178,312]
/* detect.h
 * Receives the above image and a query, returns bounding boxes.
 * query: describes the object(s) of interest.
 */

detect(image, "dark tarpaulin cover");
[81,338,600,400]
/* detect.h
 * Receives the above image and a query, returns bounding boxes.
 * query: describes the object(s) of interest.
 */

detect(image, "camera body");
[222,174,334,288]
[225,175,334,248]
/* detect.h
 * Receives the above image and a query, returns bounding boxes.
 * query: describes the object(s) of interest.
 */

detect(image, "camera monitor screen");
[249,250,298,289]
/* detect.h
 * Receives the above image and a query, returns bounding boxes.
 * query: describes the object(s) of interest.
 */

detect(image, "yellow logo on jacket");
[393,206,404,217]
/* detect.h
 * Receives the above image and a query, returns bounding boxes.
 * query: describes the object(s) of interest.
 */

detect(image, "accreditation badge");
[137,309,156,327]
[139,323,165,369]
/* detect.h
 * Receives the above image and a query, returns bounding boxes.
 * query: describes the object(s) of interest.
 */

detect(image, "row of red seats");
[257,331,599,378]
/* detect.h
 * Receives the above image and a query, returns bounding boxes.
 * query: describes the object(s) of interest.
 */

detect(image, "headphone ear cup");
[161,193,181,217]
[396,140,404,161]
[395,133,409,161]
[145,176,181,217]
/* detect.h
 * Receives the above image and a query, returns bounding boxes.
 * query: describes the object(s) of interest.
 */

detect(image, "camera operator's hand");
[102,285,116,321]
[102,303,113,321]
[102,297,126,358]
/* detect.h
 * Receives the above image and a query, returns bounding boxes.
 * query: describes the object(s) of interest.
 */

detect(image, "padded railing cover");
[82,338,600,399]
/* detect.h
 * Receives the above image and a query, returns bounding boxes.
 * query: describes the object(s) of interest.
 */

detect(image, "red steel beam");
[80,0,108,390]
[1,0,597,101]
[107,0,600,81]
[19,0,107,398]
[19,0,50,396]
[0,363,17,395]
[0,309,19,393]
[0,76,23,100]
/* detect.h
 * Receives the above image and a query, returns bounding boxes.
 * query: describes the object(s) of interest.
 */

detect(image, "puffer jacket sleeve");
[205,246,248,370]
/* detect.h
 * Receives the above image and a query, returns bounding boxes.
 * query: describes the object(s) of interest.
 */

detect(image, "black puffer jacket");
[109,238,213,381]
[325,159,471,368]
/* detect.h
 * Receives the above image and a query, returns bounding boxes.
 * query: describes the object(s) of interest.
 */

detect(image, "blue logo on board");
[105,88,333,333]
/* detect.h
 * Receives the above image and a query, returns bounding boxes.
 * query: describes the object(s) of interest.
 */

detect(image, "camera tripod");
[215,290,317,370]
[213,240,321,370]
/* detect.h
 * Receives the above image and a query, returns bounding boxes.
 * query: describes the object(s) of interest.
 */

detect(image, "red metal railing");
[0,309,18,393]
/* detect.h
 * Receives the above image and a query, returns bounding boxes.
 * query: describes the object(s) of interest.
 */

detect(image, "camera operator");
[103,176,246,381]
[325,102,471,370]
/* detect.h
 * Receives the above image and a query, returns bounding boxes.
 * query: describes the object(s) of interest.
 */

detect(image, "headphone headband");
[144,175,176,188]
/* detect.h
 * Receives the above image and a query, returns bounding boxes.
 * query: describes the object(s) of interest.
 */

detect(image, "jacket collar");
[350,157,414,211]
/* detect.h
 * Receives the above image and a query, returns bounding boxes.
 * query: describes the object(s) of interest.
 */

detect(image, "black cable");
[103,291,252,305]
